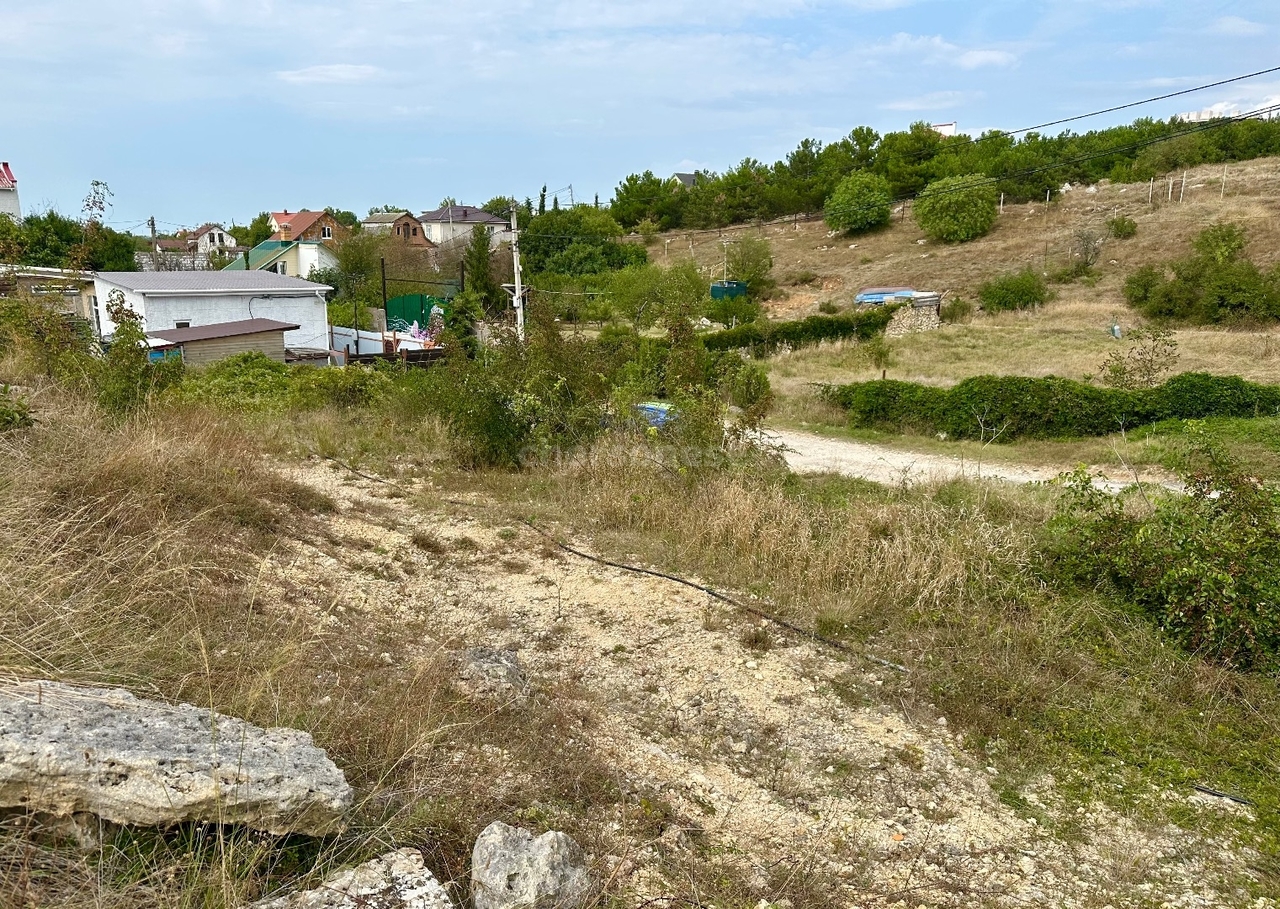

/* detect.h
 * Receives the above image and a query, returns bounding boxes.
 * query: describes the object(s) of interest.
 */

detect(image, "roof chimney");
[280,222,293,241]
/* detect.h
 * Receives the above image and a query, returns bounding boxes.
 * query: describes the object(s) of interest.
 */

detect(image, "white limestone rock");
[253,849,452,909]
[0,680,351,835]
[471,821,591,909]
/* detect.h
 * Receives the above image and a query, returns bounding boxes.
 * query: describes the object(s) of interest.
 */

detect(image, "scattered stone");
[458,648,530,699]
[252,848,452,908]
[0,680,351,836]
[472,821,591,909]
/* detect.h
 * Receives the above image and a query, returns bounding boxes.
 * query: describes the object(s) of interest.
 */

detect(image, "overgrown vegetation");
[978,269,1049,312]
[823,171,893,234]
[822,371,1280,441]
[913,174,999,243]
[1124,223,1280,324]
[1048,432,1280,670]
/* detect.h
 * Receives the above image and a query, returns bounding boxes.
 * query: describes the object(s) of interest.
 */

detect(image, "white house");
[417,205,511,248]
[0,162,20,221]
[189,224,238,257]
[92,271,332,354]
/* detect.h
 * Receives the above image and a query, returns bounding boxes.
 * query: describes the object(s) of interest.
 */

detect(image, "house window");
[321,226,333,239]
[412,227,417,236]
[175,320,191,329]
[278,262,287,275]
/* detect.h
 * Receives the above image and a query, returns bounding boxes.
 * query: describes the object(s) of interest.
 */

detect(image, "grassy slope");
[663,156,1280,474]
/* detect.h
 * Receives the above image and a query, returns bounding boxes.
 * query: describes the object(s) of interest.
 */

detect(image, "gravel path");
[766,428,1174,491]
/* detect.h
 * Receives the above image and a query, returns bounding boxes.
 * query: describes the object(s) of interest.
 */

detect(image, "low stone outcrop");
[0,680,351,836]
[471,821,591,909]
[885,302,941,338]
[457,648,529,700]
[253,849,452,909]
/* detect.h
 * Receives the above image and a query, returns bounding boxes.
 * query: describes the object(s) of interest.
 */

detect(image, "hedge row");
[703,305,897,353]
[821,373,1280,441]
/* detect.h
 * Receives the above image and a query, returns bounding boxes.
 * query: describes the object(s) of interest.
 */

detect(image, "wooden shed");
[146,318,300,367]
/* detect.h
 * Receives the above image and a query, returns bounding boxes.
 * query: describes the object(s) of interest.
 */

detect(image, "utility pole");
[511,208,525,341]
[148,216,157,270]
[380,256,388,310]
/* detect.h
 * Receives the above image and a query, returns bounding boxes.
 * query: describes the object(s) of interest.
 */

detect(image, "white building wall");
[297,243,338,279]
[93,280,329,351]
[0,188,20,221]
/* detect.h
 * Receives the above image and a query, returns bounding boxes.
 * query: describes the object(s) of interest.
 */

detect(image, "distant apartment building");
[0,162,21,221]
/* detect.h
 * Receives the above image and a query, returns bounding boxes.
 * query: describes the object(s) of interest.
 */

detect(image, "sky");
[3,0,1278,233]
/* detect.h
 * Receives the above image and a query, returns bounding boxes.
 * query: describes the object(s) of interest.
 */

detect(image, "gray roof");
[362,211,411,224]
[418,205,507,225]
[95,271,331,295]
[148,318,301,344]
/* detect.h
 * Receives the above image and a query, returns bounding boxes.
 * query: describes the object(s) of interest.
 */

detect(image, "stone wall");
[885,303,941,338]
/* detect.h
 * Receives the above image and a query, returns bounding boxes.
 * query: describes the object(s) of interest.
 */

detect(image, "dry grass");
[662,156,1280,319]
[496,442,1280,878]
[0,398,637,908]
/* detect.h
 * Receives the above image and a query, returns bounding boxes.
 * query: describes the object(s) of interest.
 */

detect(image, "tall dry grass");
[0,399,637,908]
[513,443,1280,864]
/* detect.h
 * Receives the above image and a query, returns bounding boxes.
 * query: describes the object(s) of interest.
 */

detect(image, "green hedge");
[821,372,1280,441]
[703,305,897,354]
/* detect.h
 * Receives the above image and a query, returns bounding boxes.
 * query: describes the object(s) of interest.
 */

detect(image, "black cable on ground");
[519,518,909,673]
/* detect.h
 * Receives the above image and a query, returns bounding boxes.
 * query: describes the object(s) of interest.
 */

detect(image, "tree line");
[609,115,1280,231]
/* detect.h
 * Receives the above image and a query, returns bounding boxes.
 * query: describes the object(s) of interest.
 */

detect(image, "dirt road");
[766,428,1173,491]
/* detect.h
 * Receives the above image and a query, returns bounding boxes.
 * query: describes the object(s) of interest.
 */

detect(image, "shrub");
[978,269,1049,312]
[0,385,33,430]
[913,174,998,243]
[1107,216,1137,239]
[727,236,776,300]
[173,352,293,411]
[817,301,840,315]
[1096,328,1178,389]
[290,365,391,410]
[824,171,893,234]
[938,297,974,323]
[821,372,1280,441]
[98,293,183,417]
[1048,436,1280,669]
[702,306,896,354]
[1124,223,1280,324]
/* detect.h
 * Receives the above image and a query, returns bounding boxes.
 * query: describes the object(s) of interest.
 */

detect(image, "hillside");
[664,155,1280,320]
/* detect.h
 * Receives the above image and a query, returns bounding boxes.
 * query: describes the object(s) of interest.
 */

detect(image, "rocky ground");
[260,458,1272,909]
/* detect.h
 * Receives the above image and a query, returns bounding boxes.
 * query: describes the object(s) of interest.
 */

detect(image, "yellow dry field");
[652,157,1280,397]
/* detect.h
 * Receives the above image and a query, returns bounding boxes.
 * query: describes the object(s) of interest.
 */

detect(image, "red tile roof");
[271,210,325,240]
[0,163,15,191]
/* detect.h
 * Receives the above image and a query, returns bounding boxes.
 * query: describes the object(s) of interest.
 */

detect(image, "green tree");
[521,206,646,277]
[914,174,999,243]
[824,171,893,234]
[230,213,273,249]
[610,171,685,230]
[325,207,360,230]
[482,196,519,218]
[726,236,775,300]
[463,223,502,314]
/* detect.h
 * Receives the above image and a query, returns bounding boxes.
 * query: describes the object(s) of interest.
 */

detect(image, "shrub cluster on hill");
[1124,223,1280,324]
[821,372,1280,441]
[913,174,999,243]
[978,269,1050,312]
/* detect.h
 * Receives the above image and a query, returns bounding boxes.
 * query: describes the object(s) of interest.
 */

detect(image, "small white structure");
[92,271,332,354]
[189,224,238,257]
[0,163,20,221]
[417,205,510,248]
[931,122,958,138]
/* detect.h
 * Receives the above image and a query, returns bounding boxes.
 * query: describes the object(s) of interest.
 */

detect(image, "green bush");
[1107,215,1137,239]
[173,352,294,411]
[978,269,1049,312]
[1123,224,1280,324]
[0,385,33,430]
[913,174,998,243]
[1047,436,1280,669]
[821,372,1280,441]
[289,365,391,410]
[97,294,183,417]
[703,306,896,354]
[824,171,893,234]
[938,297,974,323]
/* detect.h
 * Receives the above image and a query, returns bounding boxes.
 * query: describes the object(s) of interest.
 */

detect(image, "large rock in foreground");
[0,680,351,836]
[472,821,591,909]
[253,849,452,909]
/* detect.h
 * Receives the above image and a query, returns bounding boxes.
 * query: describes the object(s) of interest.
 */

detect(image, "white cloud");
[276,64,382,85]
[876,32,1019,68]
[882,90,971,111]
[957,49,1017,69]
[1210,16,1266,37]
